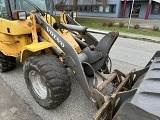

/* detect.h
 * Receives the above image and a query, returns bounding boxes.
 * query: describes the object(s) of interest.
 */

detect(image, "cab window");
[0,0,8,19]
[10,0,47,13]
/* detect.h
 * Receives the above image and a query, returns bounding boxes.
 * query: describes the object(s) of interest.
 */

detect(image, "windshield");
[10,0,52,13]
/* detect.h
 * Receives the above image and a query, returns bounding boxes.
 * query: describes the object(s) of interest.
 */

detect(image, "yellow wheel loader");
[0,0,160,120]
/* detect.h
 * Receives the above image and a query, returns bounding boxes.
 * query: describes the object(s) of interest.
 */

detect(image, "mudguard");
[20,42,54,62]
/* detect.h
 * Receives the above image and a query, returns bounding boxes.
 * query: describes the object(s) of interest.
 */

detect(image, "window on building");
[67,4,116,13]
[109,5,116,13]
[151,3,160,14]
[105,5,116,13]
[99,6,103,12]
[93,6,99,12]
[94,5,116,13]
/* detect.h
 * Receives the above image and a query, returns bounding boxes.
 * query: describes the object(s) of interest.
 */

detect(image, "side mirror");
[13,10,27,20]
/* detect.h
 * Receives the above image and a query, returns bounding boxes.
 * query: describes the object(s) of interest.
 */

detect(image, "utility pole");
[128,0,135,30]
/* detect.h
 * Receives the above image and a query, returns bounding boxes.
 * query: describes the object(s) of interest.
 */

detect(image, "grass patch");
[76,18,160,37]
[54,16,160,37]
[53,16,60,21]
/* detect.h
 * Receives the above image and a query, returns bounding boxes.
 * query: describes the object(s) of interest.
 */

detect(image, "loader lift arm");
[34,13,129,120]
[35,13,92,99]
[34,13,119,101]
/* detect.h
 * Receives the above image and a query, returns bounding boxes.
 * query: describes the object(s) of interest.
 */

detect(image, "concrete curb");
[119,32,160,43]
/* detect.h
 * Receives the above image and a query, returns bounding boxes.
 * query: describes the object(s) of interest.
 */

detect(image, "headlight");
[13,11,27,20]
[18,11,27,20]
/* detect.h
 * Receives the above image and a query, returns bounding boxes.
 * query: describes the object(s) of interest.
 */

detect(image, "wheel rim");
[29,70,47,100]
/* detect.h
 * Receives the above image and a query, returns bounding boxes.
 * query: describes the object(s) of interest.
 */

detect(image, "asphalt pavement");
[0,31,160,120]
[0,76,41,120]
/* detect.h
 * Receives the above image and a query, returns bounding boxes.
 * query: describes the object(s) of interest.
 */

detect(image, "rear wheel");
[24,54,71,109]
[0,52,16,72]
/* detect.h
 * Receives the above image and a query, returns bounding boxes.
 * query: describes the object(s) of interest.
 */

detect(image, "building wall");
[57,0,160,19]
[108,0,121,17]
[139,2,148,18]
[149,14,160,19]
[149,2,160,19]
[77,0,121,18]
[124,1,148,18]
[124,1,160,19]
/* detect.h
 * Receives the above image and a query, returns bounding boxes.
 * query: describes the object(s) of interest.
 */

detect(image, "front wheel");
[23,54,71,109]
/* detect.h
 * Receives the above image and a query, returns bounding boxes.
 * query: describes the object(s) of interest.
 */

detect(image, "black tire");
[0,52,16,72]
[24,54,71,109]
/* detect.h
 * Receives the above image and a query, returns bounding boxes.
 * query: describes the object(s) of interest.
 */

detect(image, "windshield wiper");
[25,0,45,16]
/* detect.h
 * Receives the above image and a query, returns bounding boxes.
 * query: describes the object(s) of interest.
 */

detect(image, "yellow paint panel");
[60,12,67,24]
[44,14,56,25]
[0,33,15,44]
[0,43,20,57]
[39,27,63,52]
[0,18,32,35]
[24,42,53,52]
[9,19,32,35]
[57,29,82,53]
[0,14,56,35]
[0,18,9,33]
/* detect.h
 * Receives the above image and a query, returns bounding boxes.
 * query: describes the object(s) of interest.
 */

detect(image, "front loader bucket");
[92,68,148,120]
[113,103,160,120]
[113,56,160,120]
[92,51,160,120]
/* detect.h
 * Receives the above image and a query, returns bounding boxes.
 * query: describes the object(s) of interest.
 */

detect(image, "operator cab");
[0,0,53,20]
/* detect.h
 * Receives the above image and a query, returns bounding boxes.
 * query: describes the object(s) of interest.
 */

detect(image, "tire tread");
[0,52,16,72]
[24,54,71,109]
